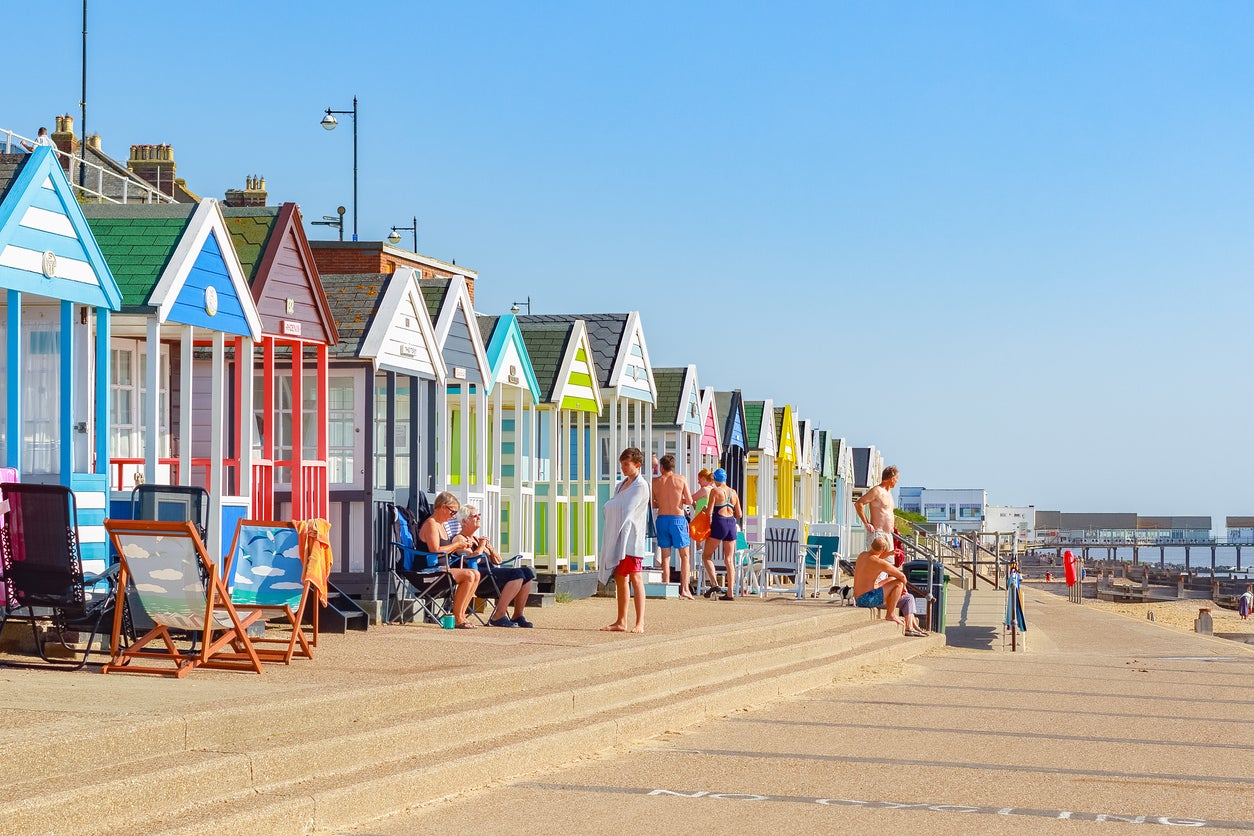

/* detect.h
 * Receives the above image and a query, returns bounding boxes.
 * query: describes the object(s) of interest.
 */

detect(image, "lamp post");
[509,296,532,315]
[320,97,358,240]
[311,205,347,241]
[387,216,418,251]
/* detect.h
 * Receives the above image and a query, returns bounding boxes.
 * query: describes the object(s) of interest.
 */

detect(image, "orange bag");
[689,512,710,542]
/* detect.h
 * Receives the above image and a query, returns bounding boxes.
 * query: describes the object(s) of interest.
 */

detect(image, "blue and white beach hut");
[84,199,264,558]
[0,147,122,573]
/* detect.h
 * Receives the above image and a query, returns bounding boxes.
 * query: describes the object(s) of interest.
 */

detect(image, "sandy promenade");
[1025,580,1254,638]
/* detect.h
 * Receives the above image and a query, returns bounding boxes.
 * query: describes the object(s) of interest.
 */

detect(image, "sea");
[1033,544,1254,578]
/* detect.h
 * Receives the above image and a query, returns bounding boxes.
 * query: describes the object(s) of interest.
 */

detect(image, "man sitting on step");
[853,532,926,636]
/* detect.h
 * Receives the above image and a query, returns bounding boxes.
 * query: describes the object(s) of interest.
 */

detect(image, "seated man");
[418,492,480,629]
[852,532,925,636]
[455,504,536,628]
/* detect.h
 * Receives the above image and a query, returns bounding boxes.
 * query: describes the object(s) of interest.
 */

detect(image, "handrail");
[2,127,175,205]
[896,517,1011,589]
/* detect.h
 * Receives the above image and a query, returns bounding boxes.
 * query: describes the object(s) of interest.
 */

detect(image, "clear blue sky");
[7,2,1253,526]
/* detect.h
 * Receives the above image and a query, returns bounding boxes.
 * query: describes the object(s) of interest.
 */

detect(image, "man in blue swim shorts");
[853,532,921,634]
[652,454,695,597]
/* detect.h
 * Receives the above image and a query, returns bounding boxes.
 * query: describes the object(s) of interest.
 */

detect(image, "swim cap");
[713,468,727,483]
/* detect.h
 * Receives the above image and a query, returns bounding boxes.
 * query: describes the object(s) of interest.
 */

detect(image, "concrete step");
[3,608,935,834]
[155,628,939,835]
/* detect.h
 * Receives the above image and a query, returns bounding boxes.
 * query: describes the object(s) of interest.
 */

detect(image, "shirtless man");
[856,465,905,565]
[852,532,912,628]
[652,454,695,596]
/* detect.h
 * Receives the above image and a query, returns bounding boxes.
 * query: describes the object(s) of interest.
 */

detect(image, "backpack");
[393,492,437,571]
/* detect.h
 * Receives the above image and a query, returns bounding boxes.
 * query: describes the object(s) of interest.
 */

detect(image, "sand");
[1083,595,1254,638]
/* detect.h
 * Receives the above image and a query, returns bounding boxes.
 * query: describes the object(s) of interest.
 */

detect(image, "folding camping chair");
[0,483,118,670]
[696,531,760,598]
[747,518,818,600]
[389,505,458,625]
[102,520,264,678]
[224,520,315,663]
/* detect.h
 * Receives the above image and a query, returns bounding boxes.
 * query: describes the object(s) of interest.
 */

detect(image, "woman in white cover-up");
[598,447,650,633]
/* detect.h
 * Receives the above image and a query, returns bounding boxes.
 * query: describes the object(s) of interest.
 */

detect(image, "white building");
[985,505,1035,545]
[899,487,988,533]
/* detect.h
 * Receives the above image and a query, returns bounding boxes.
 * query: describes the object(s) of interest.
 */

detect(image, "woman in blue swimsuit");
[699,468,742,600]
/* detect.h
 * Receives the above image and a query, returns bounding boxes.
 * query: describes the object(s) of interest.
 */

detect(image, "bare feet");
[679,592,695,600]
[629,625,645,633]
[600,623,627,632]
[886,615,906,627]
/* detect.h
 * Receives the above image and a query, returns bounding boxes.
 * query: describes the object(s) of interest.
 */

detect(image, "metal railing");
[2,127,175,205]
[896,518,1013,590]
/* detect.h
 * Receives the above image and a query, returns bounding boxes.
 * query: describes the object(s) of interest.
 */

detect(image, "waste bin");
[903,559,948,633]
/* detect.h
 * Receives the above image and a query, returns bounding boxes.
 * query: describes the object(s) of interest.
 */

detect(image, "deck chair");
[0,483,118,670]
[389,505,457,624]
[102,520,264,678]
[127,485,212,642]
[747,518,817,600]
[805,534,843,598]
[224,520,315,663]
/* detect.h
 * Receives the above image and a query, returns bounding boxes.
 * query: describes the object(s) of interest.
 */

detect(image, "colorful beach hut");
[0,147,121,572]
[224,204,339,525]
[85,200,264,558]
[478,313,541,561]
[713,389,746,500]
[516,317,602,572]
[420,276,490,515]
[832,436,856,549]
[796,418,818,531]
[651,365,703,486]
[817,430,836,525]
[697,386,722,475]
[319,267,443,598]
[773,404,798,522]
[743,398,777,542]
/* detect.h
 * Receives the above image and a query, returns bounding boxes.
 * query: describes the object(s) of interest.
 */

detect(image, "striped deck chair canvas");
[103,520,264,678]
[225,520,315,664]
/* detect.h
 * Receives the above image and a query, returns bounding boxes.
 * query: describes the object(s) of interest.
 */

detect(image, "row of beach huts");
[0,141,882,616]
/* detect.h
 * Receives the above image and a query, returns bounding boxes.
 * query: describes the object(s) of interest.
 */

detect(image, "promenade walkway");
[365,586,1254,834]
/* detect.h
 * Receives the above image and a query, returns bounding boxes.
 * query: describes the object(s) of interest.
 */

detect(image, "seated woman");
[455,504,536,628]
[419,492,480,629]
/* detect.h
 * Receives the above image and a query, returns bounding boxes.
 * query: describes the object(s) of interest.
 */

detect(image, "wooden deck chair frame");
[224,520,315,664]
[102,520,264,678]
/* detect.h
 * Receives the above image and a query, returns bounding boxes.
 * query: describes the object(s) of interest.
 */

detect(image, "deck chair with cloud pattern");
[102,519,264,678]
[224,520,315,664]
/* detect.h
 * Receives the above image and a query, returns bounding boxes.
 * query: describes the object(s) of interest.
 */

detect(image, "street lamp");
[387,216,418,251]
[320,96,358,240]
[509,296,532,315]
[312,206,347,241]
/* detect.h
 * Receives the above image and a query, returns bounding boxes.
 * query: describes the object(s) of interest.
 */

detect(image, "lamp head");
[387,228,402,245]
[509,303,520,314]
[321,111,338,131]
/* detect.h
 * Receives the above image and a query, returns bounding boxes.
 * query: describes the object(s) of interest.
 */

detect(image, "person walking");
[652,454,694,595]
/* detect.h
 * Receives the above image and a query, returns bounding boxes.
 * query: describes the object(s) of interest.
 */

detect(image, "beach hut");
[420,276,490,516]
[515,313,655,546]
[796,418,818,531]
[224,204,339,525]
[743,398,777,542]
[477,313,541,561]
[85,200,264,558]
[318,267,443,599]
[832,436,857,549]
[773,404,798,522]
[817,430,836,524]
[697,386,722,475]
[0,147,121,573]
[651,365,703,486]
[713,389,747,500]
[516,317,602,572]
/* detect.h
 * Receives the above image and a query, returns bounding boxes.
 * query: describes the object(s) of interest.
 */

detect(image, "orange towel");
[298,518,334,606]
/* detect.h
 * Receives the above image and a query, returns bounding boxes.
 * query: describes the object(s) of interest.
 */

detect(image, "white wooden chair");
[748,518,819,599]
